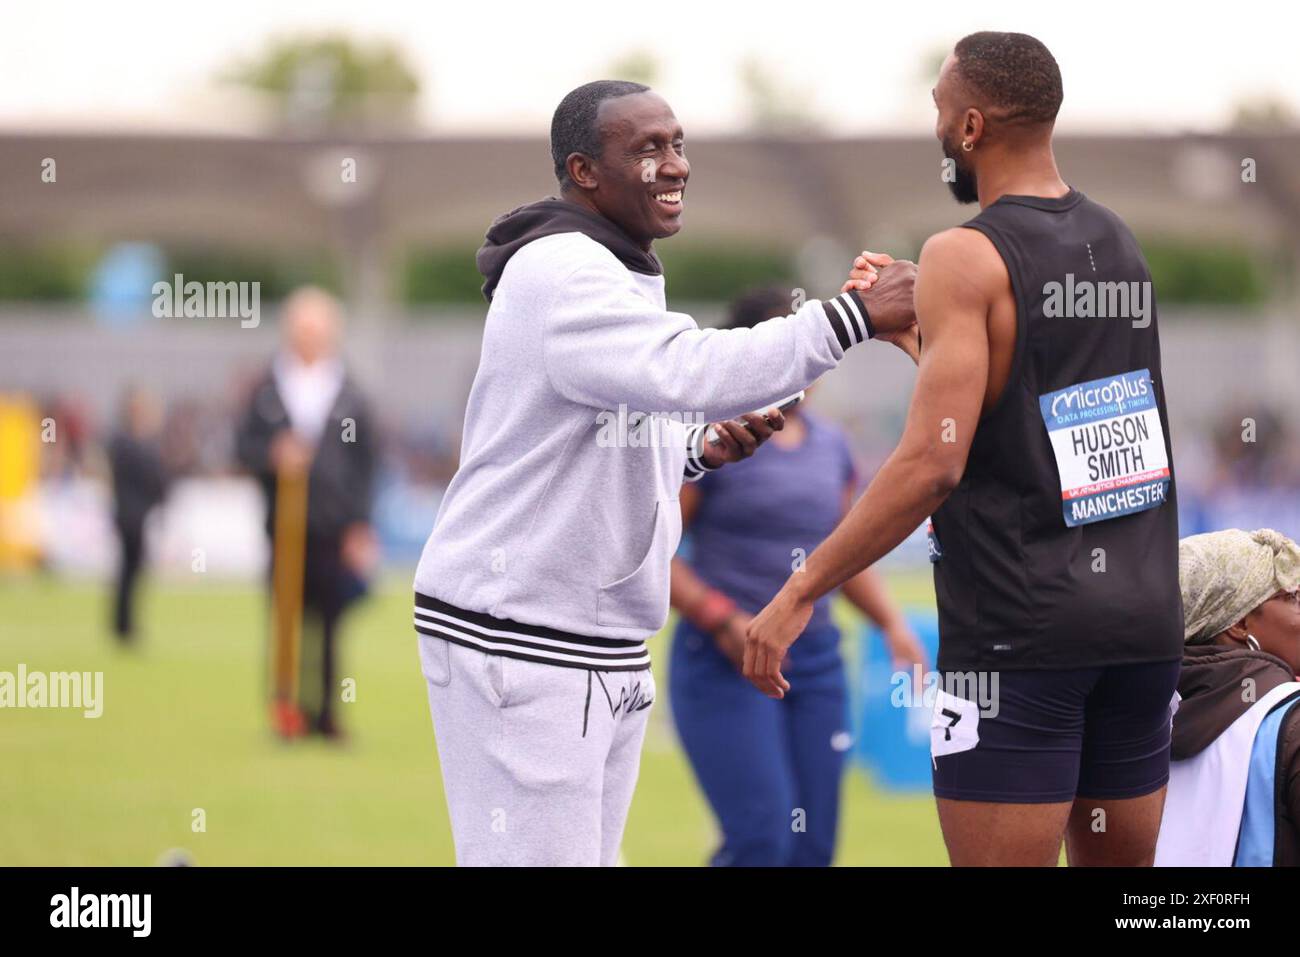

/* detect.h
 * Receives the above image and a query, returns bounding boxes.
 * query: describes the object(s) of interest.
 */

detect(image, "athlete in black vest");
[744,32,1183,866]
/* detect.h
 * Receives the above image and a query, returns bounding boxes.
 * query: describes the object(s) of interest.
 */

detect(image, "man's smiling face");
[586,91,689,247]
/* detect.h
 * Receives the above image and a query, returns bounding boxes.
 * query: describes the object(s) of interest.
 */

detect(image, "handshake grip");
[854,259,918,337]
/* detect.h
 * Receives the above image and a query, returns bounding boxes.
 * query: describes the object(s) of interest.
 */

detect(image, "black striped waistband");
[413,592,651,672]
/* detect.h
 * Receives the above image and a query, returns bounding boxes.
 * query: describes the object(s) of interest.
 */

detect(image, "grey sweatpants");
[419,635,654,866]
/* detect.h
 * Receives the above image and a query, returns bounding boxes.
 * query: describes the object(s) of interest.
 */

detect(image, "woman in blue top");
[669,287,926,867]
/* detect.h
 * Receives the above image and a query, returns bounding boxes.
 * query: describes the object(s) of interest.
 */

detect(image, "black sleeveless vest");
[931,189,1183,671]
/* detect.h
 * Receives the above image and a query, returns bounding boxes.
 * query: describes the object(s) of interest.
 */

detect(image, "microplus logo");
[1042,273,1152,328]
[151,274,261,328]
[50,887,151,937]
[0,665,102,717]
[1049,374,1150,419]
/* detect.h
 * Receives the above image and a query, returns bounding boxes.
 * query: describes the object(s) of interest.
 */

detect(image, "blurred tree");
[223,35,421,133]
[1230,95,1298,132]
[916,45,950,90]
[738,56,822,134]
[607,50,660,86]
[1140,238,1271,306]
[0,246,96,301]
[398,241,798,307]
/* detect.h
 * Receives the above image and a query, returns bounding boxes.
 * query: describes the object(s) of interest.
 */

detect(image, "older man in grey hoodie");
[414,79,918,865]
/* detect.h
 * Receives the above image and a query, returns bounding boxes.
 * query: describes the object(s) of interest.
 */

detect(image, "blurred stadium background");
[2,12,1298,865]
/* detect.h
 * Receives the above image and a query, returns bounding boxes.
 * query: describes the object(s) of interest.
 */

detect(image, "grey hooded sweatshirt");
[413,199,873,670]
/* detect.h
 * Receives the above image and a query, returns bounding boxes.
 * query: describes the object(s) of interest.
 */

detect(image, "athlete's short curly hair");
[953,31,1063,127]
[550,80,651,188]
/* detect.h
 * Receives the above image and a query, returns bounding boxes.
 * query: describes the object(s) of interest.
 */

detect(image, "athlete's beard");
[941,133,980,205]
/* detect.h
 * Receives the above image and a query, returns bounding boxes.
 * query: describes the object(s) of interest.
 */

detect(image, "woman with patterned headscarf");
[1155,528,1300,866]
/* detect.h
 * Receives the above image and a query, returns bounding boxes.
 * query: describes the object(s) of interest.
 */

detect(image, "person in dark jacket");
[1156,528,1300,866]
[107,387,168,642]
[236,287,379,740]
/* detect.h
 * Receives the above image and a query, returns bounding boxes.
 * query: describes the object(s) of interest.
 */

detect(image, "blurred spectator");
[107,387,168,642]
[1210,407,1300,490]
[1157,528,1300,866]
[235,287,378,740]
[668,286,926,866]
[42,393,95,480]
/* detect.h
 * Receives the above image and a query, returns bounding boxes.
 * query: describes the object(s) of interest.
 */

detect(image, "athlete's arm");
[743,228,996,698]
[833,477,927,669]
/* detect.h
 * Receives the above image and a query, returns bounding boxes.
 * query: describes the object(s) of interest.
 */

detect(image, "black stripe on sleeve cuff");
[684,422,718,481]
[824,290,874,350]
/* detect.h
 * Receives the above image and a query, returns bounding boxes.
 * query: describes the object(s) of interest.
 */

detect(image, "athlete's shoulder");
[922,225,998,257]
[1080,194,1143,244]
[919,227,1007,296]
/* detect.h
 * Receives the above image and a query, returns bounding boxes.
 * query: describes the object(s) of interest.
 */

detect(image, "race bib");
[1039,369,1170,528]
[930,689,980,759]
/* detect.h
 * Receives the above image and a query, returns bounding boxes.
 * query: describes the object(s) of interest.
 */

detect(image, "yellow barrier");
[0,395,41,571]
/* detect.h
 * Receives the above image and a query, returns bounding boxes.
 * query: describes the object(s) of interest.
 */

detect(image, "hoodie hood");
[476,197,663,302]
[1171,643,1298,759]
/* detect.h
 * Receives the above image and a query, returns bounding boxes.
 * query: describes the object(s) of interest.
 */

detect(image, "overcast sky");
[3,0,1295,135]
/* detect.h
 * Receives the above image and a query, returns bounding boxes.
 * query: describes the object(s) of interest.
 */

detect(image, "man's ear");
[964,108,985,147]
[566,153,599,192]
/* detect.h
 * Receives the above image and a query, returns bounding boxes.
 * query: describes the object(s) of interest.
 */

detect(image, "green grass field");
[1,574,948,866]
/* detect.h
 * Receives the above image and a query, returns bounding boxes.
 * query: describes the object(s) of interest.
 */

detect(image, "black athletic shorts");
[930,660,1181,804]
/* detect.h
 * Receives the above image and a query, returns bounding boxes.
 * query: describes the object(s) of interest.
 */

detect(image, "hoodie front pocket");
[596,498,681,631]
[418,635,452,688]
